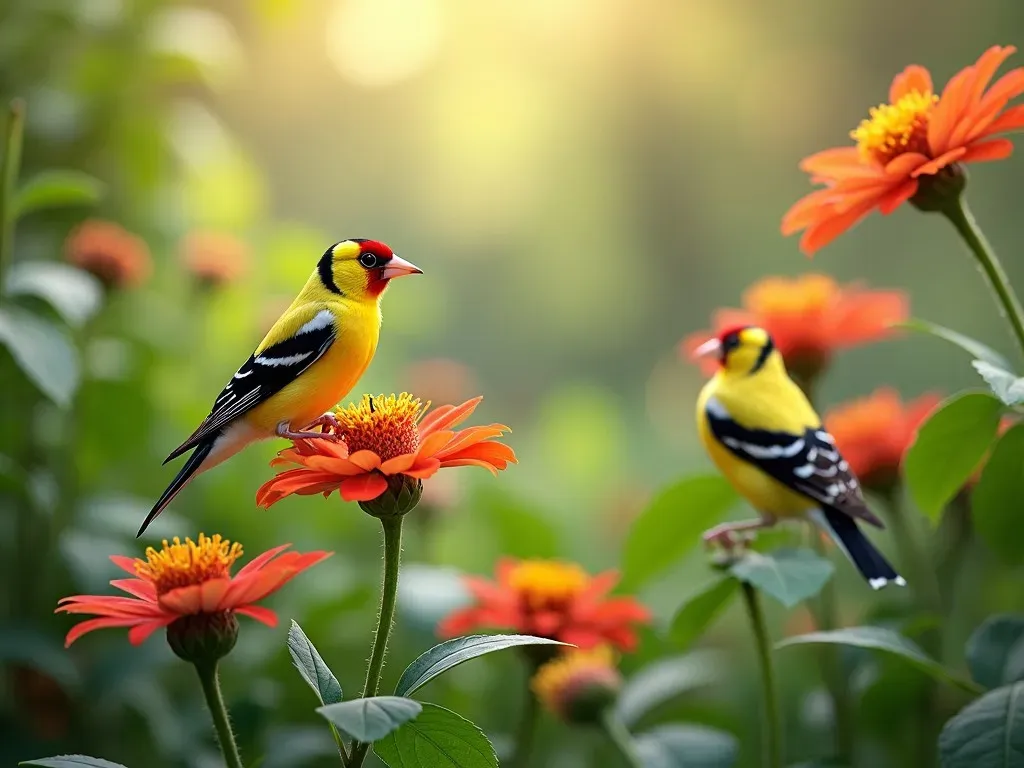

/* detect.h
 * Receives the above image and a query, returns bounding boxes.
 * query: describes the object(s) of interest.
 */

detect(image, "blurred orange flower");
[531,645,622,723]
[65,219,151,288]
[256,394,515,508]
[683,274,907,381]
[404,358,479,407]
[783,45,1024,254]
[438,558,650,651]
[57,534,330,648]
[181,230,249,286]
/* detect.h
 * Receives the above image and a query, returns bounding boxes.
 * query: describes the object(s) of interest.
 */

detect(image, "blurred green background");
[2,1,1023,766]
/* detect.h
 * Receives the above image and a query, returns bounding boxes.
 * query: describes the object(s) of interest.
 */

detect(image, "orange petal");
[379,452,419,475]
[833,290,909,345]
[877,179,918,214]
[932,67,975,154]
[798,147,875,180]
[911,146,967,177]
[223,551,332,607]
[782,189,842,235]
[961,137,1014,163]
[401,457,442,479]
[347,450,382,472]
[110,555,140,577]
[435,426,507,458]
[415,430,456,460]
[236,604,278,627]
[418,398,483,436]
[110,579,157,602]
[256,469,341,508]
[890,64,933,103]
[976,103,1024,138]
[339,472,388,501]
[158,578,231,615]
[800,193,885,254]
[127,618,173,646]
[235,544,292,578]
[57,595,165,618]
[438,440,517,466]
[65,616,146,647]
[437,458,501,473]
[968,46,1016,104]
[884,152,930,177]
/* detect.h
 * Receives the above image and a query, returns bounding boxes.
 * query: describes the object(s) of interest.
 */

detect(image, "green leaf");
[14,170,104,217]
[897,318,1011,369]
[20,757,126,768]
[374,703,497,768]
[317,696,421,742]
[777,626,982,694]
[729,548,833,608]
[973,361,1024,406]
[615,651,723,727]
[903,392,1004,520]
[974,425,1024,565]
[5,262,102,327]
[622,475,738,590]
[633,724,739,768]
[287,621,342,705]
[395,634,565,698]
[670,577,739,649]
[939,682,1024,767]
[966,615,1024,690]
[0,306,79,406]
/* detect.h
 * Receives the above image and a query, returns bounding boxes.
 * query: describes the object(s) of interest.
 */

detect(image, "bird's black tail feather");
[138,439,214,538]
[813,507,906,590]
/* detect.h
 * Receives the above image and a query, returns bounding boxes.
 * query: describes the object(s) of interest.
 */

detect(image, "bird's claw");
[276,419,342,443]
[306,412,342,436]
[702,526,754,552]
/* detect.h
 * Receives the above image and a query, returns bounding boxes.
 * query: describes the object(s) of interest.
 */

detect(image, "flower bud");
[358,473,423,518]
[532,647,622,725]
[166,611,239,665]
[910,163,967,212]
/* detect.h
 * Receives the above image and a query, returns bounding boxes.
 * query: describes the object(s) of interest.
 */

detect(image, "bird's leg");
[702,515,777,550]
[275,419,342,442]
[305,412,342,435]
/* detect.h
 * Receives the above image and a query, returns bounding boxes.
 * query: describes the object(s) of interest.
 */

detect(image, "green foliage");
[287,621,343,706]
[316,696,422,742]
[5,262,102,327]
[0,305,78,406]
[615,651,722,727]
[898,318,1011,368]
[729,548,833,608]
[966,615,1024,690]
[670,576,739,648]
[973,425,1024,564]
[13,170,104,218]
[633,724,739,768]
[973,361,1024,406]
[373,703,498,768]
[939,683,1024,767]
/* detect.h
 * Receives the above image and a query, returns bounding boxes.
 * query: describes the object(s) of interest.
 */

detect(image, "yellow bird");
[138,239,422,537]
[694,325,904,589]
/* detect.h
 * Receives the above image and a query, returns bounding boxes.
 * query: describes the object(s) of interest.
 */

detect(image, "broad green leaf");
[615,651,722,727]
[973,361,1024,406]
[633,724,739,768]
[5,262,102,327]
[374,703,497,768]
[622,475,738,590]
[729,549,833,608]
[395,634,565,698]
[317,697,421,742]
[939,682,1024,767]
[14,170,104,217]
[966,615,1024,690]
[287,621,342,705]
[974,426,1024,565]
[670,577,739,649]
[898,318,1011,369]
[777,626,982,694]
[0,307,79,406]
[903,392,1003,520]
[20,757,126,768]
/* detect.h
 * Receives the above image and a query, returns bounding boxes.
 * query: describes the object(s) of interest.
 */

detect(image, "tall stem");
[507,683,540,768]
[599,709,644,768]
[941,195,1024,359]
[194,661,244,768]
[349,515,404,767]
[741,582,782,768]
[0,98,24,298]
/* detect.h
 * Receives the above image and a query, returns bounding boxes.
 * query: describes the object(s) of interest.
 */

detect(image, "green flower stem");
[881,490,942,632]
[0,98,24,298]
[941,195,1024,359]
[741,581,782,768]
[194,661,244,768]
[349,515,405,767]
[507,683,540,768]
[599,709,644,768]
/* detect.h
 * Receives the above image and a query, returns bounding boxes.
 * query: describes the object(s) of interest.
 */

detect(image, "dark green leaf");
[729,548,833,608]
[287,621,342,705]
[622,475,738,590]
[939,682,1024,767]
[966,615,1024,690]
[20,757,126,768]
[633,724,739,768]
[5,262,102,327]
[374,703,497,768]
[317,697,421,742]
[0,307,79,406]
[903,392,1004,521]
[897,318,1011,369]
[777,626,982,694]
[395,634,565,698]
[974,425,1024,564]
[14,170,104,217]
[973,361,1024,406]
[616,651,722,727]
[670,577,739,649]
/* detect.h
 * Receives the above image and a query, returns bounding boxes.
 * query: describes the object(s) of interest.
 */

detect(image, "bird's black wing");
[164,309,337,463]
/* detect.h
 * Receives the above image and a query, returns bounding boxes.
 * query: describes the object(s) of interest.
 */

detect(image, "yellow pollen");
[334,393,425,462]
[531,646,619,710]
[135,533,243,595]
[507,560,591,609]
[851,89,938,165]
[745,274,837,316]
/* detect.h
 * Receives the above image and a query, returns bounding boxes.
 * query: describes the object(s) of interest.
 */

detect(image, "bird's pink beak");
[381,254,423,280]
[692,338,721,359]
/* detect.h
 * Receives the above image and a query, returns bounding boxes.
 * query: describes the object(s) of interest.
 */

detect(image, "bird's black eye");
[722,333,742,352]
[358,252,379,269]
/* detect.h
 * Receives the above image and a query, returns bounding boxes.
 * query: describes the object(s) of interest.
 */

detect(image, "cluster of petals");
[65,219,152,288]
[531,645,622,719]
[181,230,249,286]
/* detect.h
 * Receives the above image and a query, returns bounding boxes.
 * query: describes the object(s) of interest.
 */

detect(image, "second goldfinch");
[694,325,905,589]
[138,239,421,537]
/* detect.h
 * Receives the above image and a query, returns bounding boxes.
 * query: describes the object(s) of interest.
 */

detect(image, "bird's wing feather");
[705,396,883,527]
[164,307,337,462]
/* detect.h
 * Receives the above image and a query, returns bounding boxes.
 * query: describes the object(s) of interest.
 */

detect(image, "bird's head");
[693,325,781,376]
[317,239,422,300]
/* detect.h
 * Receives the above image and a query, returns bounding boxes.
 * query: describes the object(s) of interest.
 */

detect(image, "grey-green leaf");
[5,262,102,327]
[777,626,982,694]
[21,757,127,768]
[973,425,1024,565]
[0,306,79,407]
[939,682,1024,767]
[287,621,342,705]
[14,170,104,217]
[317,696,421,742]
[729,548,833,608]
[903,391,1004,521]
[670,577,739,649]
[897,318,1011,369]
[633,724,739,768]
[973,361,1024,406]
[395,634,565,698]
[374,703,498,768]
[616,651,723,727]
[966,615,1024,690]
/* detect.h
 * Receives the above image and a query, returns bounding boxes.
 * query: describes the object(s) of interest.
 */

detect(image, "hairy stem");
[741,582,782,768]
[194,661,244,768]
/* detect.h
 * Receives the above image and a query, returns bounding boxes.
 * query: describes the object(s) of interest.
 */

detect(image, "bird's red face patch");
[360,240,396,297]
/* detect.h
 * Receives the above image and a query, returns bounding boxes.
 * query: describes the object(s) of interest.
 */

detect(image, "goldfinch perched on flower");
[138,239,421,537]
[694,325,905,589]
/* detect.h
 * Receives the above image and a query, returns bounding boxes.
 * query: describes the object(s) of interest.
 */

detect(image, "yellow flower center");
[851,90,938,165]
[744,274,836,317]
[135,534,243,596]
[531,646,620,716]
[507,560,590,610]
[335,393,424,461]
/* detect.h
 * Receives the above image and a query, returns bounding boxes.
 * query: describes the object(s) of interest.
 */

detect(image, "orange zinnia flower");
[181,230,249,286]
[57,534,330,651]
[438,558,650,651]
[65,219,152,289]
[531,645,622,723]
[256,394,515,511]
[783,45,1024,254]
[683,274,907,382]
[825,388,941,491]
